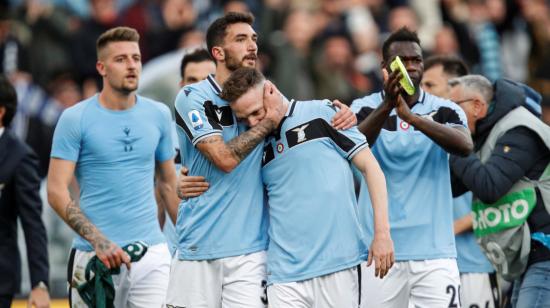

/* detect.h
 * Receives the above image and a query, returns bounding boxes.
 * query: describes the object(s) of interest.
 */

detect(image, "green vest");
[472,106,550,281]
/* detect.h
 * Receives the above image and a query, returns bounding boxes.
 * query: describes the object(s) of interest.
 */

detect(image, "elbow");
[454,139,474,157]
[215,160,238,173]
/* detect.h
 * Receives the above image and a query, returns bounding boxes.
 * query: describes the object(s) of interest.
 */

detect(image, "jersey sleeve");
[174,86,223,146]
[433,100,468,128]
[50,108,82,162]
[155,103,176,162]
[351,94,382,123]
[319,100,369,160]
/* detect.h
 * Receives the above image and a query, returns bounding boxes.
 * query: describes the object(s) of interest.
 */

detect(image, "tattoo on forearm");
[65,200,109,251]
[227,120,273,161]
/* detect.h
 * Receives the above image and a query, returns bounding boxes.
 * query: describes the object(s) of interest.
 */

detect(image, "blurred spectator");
[0,5,28,76]
[13,0,79,88]
[71,0,120,93]
[519,0,550,123]
[313,32,370,105]
[432,25,461,56]
[27,71,80,177]
[0,74,50,308]
[265,9,316,100]
[139,29,206,115]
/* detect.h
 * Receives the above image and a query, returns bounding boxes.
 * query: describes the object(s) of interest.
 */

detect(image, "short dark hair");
[206,12,254,59]
[382,27,421,61]
[221,67,264,102]
[180,48,215,79]
[424,55,469,78]
[0,75,17,127]
[96,27,140,59]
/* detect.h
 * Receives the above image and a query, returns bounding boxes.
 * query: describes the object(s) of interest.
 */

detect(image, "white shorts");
[68,243,171,308]
[165,250,267,308]
[267,265,361,308]
[460,272,500,308]
[361,258,461,308]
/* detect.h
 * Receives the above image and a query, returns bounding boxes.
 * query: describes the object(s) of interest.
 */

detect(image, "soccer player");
[220,67,394,307]
[166,12,355,307]
[421,56,499,308]
[156,48,216,255]
[47,27,177,307]
[352,28,474,307]
[421,55,469,99]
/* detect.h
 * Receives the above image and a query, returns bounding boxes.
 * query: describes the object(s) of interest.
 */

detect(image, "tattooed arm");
[196,82,286,173]
[47,158,130,269]
[196,119,276,172]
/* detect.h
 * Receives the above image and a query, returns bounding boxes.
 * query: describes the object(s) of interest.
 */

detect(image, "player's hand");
[262,81,286,129]
[94,238,131,270]
[394,94,414,123]
[382,68,402,109]
[28,287,50,308]
[367,232,394,279]
[177,166,209,198]
[331,100,357,130]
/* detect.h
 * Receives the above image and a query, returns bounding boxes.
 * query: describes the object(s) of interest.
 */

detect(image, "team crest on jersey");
[276,143,284,153]
[399,121,410,131]
[188,110,203,130]
[292,124,309,143]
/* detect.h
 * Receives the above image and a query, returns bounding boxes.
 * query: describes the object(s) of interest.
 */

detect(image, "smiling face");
[96,41,141,94]
[219,22,258,71]
[230,83,266,127]
[384,41,424,89]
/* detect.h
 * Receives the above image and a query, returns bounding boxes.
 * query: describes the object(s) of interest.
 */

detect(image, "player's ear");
[211,46,224,62]
[96,61,106,77]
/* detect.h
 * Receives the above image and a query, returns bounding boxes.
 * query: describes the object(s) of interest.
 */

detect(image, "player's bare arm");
[195,81,285,173]
[47,158,130,270]
[352,148,394,279]
[357,69,400,144]
[454,214,474,235]
[155,159,180,224]
[394,94,473,156]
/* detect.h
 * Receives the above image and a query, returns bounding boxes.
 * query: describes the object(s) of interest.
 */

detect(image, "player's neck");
[99,86,136,111]
[214,65,232,87]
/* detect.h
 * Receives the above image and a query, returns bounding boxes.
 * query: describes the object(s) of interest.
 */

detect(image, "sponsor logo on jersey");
[188,110,203,130]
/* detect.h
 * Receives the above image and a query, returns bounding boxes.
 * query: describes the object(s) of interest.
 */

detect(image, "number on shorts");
[447,285,458,308]
[261,280,268,305]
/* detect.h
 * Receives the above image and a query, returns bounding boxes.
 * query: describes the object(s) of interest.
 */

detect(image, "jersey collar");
[207,74,222,95]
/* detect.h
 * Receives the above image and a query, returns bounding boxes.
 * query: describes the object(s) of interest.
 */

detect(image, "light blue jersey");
[351,90,467,261]
[453,192,495,273]
[262,99,369,284]
[51,94,174,251]
[162,121,180,256]
[174,75,268,260]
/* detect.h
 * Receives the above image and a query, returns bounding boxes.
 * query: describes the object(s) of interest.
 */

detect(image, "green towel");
[76,241,148,308]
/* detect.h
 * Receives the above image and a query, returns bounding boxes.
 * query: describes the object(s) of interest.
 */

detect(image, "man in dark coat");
[0,75,49,308]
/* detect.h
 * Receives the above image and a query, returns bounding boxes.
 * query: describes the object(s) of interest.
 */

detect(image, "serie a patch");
[188,110,203,130]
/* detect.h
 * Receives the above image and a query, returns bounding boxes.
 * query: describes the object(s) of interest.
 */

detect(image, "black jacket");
[451,79,550,265]
[0,129,49,295]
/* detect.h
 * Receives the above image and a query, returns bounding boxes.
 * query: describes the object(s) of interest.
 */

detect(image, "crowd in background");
[2,0,550,298]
